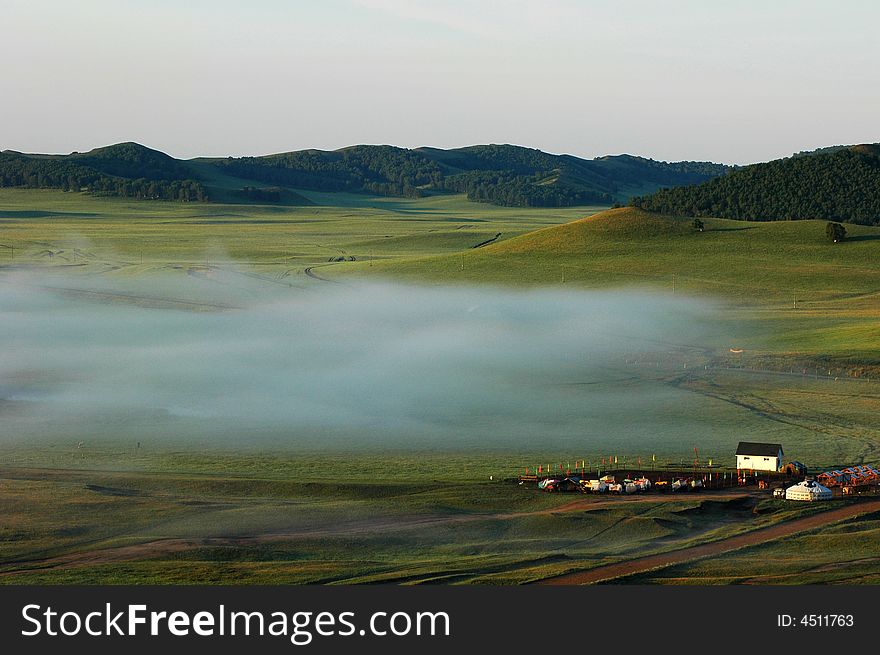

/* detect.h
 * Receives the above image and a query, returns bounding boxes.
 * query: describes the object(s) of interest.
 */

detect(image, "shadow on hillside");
[845,234,880,242]
[708,226,759,232]
[0,210,100,219]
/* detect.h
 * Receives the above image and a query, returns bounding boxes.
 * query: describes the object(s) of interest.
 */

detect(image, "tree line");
[438,170,614,207]
[216,145,622,207]
[631,149,880,225]
[215,145,443,199]
[0,152,208,201]
[0,141,731,208]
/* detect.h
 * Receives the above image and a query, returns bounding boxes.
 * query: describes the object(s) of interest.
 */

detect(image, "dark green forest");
[632,145,880,225]
[0,140,751,208]
[211,143,729,207]
[0,143,208,201]
[437,170,614,206]
[214,145,443,199]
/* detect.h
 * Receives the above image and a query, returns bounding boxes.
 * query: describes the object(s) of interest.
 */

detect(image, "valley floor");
[3,457,879,585]
[2,190,879,584]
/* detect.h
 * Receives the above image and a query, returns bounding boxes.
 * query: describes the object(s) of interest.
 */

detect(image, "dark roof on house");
[736,442,783,456]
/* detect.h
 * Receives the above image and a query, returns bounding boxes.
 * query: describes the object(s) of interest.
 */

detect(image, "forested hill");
[0,141,728,206]
[0,143,208,201]
[631,144,880,225]
[210,144,730,208]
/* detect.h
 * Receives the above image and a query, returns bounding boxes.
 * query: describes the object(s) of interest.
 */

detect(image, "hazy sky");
[3,0,878,164]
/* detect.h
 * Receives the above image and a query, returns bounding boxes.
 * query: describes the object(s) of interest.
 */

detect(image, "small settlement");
[523,441,880,502]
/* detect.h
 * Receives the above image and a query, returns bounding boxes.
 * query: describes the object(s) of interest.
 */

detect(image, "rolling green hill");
[357,206,880,298]
[1,142,727,207]
[632,144,880,225]
[348,207,880,361]
[0,142,208,201]
[210,143,729,207]
[69,142,196,181]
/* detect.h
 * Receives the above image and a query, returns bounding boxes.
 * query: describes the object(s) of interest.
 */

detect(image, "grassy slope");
[620,509,880,584]
[0,463,832,585]
[342,207,880,360]
[0,188,599,286]
[2,191,880,584]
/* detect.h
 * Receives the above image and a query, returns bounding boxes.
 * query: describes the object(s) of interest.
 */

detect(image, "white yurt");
[785,478,833,501]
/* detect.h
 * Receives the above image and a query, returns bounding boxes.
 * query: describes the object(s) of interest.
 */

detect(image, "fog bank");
[0,274,727,451]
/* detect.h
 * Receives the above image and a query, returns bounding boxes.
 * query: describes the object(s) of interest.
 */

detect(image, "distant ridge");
[0,141,729,207]
[0,142,208,201]
[632,144,880,225]
[208,143,730,207]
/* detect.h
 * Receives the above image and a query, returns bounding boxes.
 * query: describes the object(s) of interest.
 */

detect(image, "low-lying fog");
[0,272,737,452]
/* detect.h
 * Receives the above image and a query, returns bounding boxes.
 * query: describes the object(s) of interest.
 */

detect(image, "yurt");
[785,478,833,501]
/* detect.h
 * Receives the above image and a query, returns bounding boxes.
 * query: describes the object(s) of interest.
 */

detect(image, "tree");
[692,218,705,232]
[632,148,880,226]
[826,221,847,243]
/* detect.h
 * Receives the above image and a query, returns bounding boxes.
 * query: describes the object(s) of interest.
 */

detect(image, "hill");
[0,143,208,201]
[210,143,729,207]
[632,144,880,225]
[0,141,726,207]
[70,142,196,181]
[346,206,880,361]
[358,206,880,296]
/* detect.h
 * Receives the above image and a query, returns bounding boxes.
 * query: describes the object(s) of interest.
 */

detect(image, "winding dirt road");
[0,491,750,577]
[303,264,339,283]
[4,479,877,584]
[540,498,880,585]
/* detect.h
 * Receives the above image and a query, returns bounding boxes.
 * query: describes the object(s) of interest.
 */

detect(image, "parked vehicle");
[671,479,688,492]
[538,477,580,492]
[580,479,608,493]
[631,477,651,492]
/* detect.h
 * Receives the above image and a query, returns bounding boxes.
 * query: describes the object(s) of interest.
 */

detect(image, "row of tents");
[817,465,880,488]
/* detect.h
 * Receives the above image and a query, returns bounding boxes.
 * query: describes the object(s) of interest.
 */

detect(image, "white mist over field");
[0,274,728,451]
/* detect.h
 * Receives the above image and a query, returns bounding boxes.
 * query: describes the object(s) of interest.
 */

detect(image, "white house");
[736,441,783,472]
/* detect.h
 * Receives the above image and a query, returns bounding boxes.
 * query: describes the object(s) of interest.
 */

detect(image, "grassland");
[341,207,880,363]
[0,187,597,276]
[2,190,880,584]
[1,458,861,585]
[619,508,880,585]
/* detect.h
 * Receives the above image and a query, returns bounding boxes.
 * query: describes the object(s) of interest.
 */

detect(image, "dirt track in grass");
[0,488,753,577]
[539,498,880,585]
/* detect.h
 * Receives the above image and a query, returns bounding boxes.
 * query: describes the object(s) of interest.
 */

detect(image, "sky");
[2,0,878,164]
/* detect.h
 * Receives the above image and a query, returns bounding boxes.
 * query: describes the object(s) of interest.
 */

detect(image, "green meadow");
[0,459,845,585]
[0,187,596,273]
[342,207,880,363]
[2,189,879,584]
[620,508,880,585]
